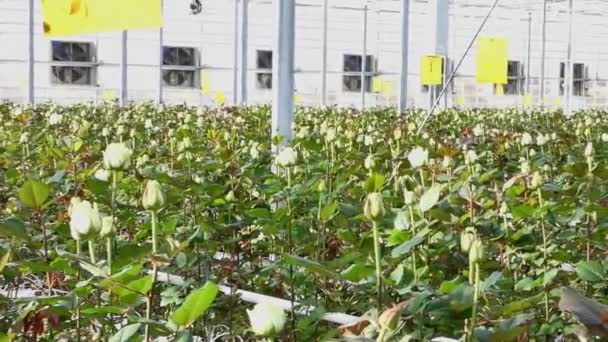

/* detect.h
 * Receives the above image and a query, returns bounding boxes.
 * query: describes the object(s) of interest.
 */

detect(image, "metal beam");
[271,0,295,146]
[564,0,573,116]
[233,0,239,104]
[526,12,532,95]
[540,0,548,108]
[120,31,128,106]
[158,0,164,104]
[399,0,410,115]
[361,5,368,110]
[321,0,328,106]
[27,0,34,104]
[238,0,249,104]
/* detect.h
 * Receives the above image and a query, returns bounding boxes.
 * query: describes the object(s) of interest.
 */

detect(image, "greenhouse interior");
[2,0,608,341]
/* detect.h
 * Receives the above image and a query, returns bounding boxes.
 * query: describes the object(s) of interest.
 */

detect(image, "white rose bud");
[407,147,429,168]
[103,143,133,170]
[364,192,385,222]
[460,229,476,253]
[520,132,533,146]
[530,171,544,190]
[404,191,415,206]
[275,147,297,167]
[94,169,111,182]
[142,180,165,210]
[584,142,594,158]
[469,238,485,264]
[100,216,115,238]
[364,154,375,170]
[247,302,286,337]
[69,200,102,241]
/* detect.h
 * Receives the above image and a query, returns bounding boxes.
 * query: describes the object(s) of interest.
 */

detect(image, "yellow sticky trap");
[476,37,508,84]
[456,96,464,106]
[592,100,598,108]
[554,98,562,107]
[42,0,163,37]
[421,55,443,85]
[495,84,504,96]
[215,91,225,106]
[381,80,394,97]
[524,93,532,107]
[372,77,383,93]
[102,90,116,102]
[542,97,549,105]
[19,79,27,90]
[200,69,211,95]
[294,92,302,104]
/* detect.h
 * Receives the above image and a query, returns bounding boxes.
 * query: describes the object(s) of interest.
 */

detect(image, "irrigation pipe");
[416,0,501,135]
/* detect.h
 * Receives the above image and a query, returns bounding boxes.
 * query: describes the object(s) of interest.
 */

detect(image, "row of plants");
[1,101,607,341]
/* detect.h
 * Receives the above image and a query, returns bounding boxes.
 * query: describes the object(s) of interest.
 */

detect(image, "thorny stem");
[468,262,480,342]
[76,242,81,342]
[286,166,296,341]
[145,210,160,341]
[408,205,417,283]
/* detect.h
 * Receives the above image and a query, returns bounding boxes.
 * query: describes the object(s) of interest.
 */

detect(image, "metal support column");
[233,0,239,104]
[399,0,410,115]
[526,12,532,94]
[321,0,328,106]
[361,5,368,110]
[564,0,574,116]
[120,31,128,106]
[271,0,295,146]
[431,0,449,109]
[539,0,548,107]
[27,0,35,104]
[237,0,249,104]
[158,0,164,104]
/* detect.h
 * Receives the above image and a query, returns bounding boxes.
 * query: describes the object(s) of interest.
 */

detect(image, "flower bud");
[407,147,428,168]
[460,229,476,253]
[584,142,594,158]
[69,200,102,241]
[469,238,485,264]
[364,154,375,170]
[100,216,115,238]
[94,169,111,182]
[275,147,297,167]
[317,180,327,192]
[520,132,533,146]
[225,190,236,203]
[142,180,165,210]
[103,143,133,170]
[530,171,544,190]
[403,191,415,206]
[499,202,508,215]
[247,302,286,337]
[364,192,385,222]
[378,305,401,331]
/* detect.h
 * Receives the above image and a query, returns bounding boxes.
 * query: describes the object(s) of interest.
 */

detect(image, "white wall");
[2,0,608,109]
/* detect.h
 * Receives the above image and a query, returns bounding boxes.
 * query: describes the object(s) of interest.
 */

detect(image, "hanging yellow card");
[381,80,393,97]
[42,0,163,37]
[542,96,549,105]
[19,79,27,90]
[495,84,504,96]
[215,91,225,106]
[476,37,508,84]
[456,96,464,106]
[200,69,211,95]
[102,90,116,102]
[554,98,562,107]
[372,77,383,93]
[524,93,532,107]
[421,55,443,85]
[294,92,302,104]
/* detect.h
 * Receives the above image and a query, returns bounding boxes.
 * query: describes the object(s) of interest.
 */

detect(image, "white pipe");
[120,31,128,106]
[564,0,574,116]
[27,0,34,104]
[233,0,239,104]
[238,0,249,104]
[361,4,368,110]
[539,0,547,108]
[158,0,164,104]
[321,0,328,106]
[399,0,410,115]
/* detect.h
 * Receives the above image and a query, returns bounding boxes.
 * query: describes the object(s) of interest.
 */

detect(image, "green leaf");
[171,282,219,327]
[81,306,125,315]
[393,210,410,231]
[283,255,341,279]
[391,236,424,257]
[481,272,502,293]
[364,173,385,193]
[172,331,193,342]
[543,269,559,287]
[500,292,545,316]
[341,264,374,282]
[0,249,10,273]
[419,185,442,213]
[18,179,50,209]
[0,217,28,241]
[109,323,142,342]
[389,264,404,285]
[576,261,604,282]
[320,201,340,222]
[246,208,270,219]
[113,276,154,297]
